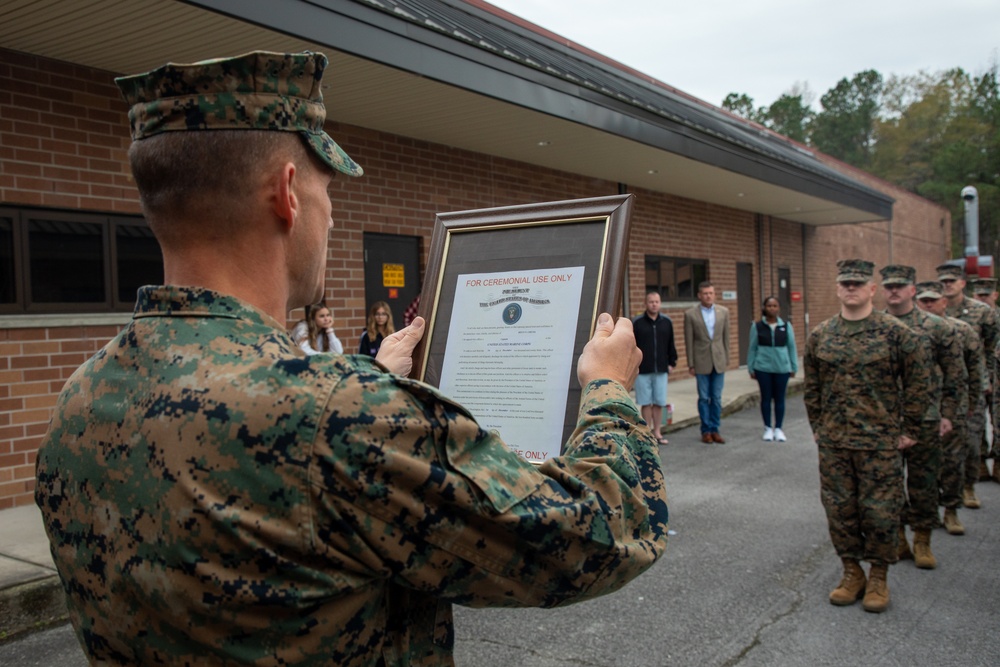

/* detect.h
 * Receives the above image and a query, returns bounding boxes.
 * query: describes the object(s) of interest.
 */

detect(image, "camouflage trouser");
[940,422,967,509]
[902,423,942,530]
[818,446,903,565]
[966,399,986,484]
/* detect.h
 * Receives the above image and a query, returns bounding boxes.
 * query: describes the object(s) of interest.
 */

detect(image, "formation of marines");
[804,259,999,614]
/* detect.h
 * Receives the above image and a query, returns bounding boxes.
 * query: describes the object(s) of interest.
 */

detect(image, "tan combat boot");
[829,558,866,606]
[943,508,965,536]
[897,525,913,560]
[963,485,981,509]
[862,563,890,613]
[912,529,937,569]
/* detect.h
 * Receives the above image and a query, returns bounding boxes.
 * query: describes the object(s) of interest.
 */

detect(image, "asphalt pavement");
[4,387,999,666]
[452,398,1000,667]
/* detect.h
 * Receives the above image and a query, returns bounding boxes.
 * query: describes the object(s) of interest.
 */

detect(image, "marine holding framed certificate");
[413,194,634,463]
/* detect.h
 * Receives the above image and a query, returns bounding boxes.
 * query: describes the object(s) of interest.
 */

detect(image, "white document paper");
[438,266,586,463]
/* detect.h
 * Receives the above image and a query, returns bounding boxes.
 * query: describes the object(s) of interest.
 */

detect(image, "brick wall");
[0,49,949,508]
[320,124,618,342]
[0,49,140,213]
[0,326,120,509]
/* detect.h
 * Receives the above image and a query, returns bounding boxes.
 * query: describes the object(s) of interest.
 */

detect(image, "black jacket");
[632,313,678,374]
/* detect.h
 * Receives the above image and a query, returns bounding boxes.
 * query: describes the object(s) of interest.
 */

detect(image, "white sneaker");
[763,427,774,441]
[774,428,787,442]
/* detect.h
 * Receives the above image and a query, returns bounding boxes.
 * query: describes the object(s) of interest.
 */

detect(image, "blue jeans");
[696,370,724,434]
[755,371,789,428]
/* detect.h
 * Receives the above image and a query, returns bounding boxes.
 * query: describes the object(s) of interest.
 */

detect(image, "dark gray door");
[737,262,753,366]
[778,267,791,321]
[363,233,421,331]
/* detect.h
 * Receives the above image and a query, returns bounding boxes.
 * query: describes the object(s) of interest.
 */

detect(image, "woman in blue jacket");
[747,296,797,441]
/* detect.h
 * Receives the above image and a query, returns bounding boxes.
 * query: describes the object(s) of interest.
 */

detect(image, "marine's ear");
[270,161,300,233]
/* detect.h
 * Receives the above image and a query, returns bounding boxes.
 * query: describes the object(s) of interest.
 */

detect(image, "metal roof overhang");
[0,0,893,225]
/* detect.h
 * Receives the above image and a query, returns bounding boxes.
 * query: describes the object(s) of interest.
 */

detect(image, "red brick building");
[0,0,950,508]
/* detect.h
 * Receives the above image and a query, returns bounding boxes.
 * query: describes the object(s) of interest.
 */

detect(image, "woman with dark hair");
[359,301,394,357]
[747,296,797,441]
[291,303,344,356]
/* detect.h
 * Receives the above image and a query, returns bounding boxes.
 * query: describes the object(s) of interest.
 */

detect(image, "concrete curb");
[663,378,803,435]
[0,575,67,644]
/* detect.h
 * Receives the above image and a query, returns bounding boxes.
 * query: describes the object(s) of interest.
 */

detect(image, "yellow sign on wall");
[383,263,405,287]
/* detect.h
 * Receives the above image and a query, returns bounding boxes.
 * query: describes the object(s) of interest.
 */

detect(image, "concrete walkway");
[0,365,793,642]
[658,367,801,439]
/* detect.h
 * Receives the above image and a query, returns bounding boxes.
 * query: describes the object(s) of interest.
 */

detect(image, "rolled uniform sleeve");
[803,327,824,428]
[898,326,933,439]
[935,319,968,423]
[311,365,668,609]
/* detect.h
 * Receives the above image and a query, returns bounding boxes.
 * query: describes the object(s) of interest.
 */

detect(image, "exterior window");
[645,256,708,301]
[28,216,105,303]
[0,206,161,314]
[116,223,161,304]
[0,216,14,304]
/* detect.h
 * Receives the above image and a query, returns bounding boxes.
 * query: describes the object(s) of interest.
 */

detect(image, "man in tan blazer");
[684,281,731,443]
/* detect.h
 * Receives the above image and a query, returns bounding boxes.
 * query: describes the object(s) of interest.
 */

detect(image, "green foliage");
[722,88,813,142]
[766,93,813,143]
[722,92,766,123]
[810,70,883,167]
[730,61,1000,260]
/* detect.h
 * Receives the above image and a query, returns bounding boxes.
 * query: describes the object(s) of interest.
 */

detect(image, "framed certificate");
[413,194,633,463]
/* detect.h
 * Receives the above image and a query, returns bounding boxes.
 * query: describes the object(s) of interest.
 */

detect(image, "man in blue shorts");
[633,291,678,444]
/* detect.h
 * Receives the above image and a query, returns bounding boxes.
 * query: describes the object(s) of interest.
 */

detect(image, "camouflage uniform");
[940,317,986,509]
[944,292,998,487]
[804,309,931,565]
[887,306,965,530]
[34,52,669,666]
[36,287,669,666]
[970,278,999,467]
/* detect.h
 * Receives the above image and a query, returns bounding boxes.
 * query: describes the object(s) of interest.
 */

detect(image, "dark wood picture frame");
[412,194,634,458]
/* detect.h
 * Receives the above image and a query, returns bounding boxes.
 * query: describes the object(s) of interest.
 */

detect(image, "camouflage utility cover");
[836,258,874,283]
[972,277,998,294]
[115,51,363,177]
[35,286,668,666]
[879,264,916,286]
[936,264,964,281]
[803,311,932,449]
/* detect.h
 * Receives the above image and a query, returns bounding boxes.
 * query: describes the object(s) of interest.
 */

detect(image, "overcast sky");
[486,0,1000,110]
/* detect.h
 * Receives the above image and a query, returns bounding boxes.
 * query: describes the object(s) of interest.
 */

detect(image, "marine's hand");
[939,418,953,437]
[577,313,642,390]
[898,435,917,450]
[375,316,425,376]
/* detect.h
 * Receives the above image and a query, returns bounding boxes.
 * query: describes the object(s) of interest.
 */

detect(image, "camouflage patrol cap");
[972,278,997,294]
[915,281,944,300]
[836,259,874,283]
[114,51,363,177]
[878,264,916,286]
[935,263,964,281]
